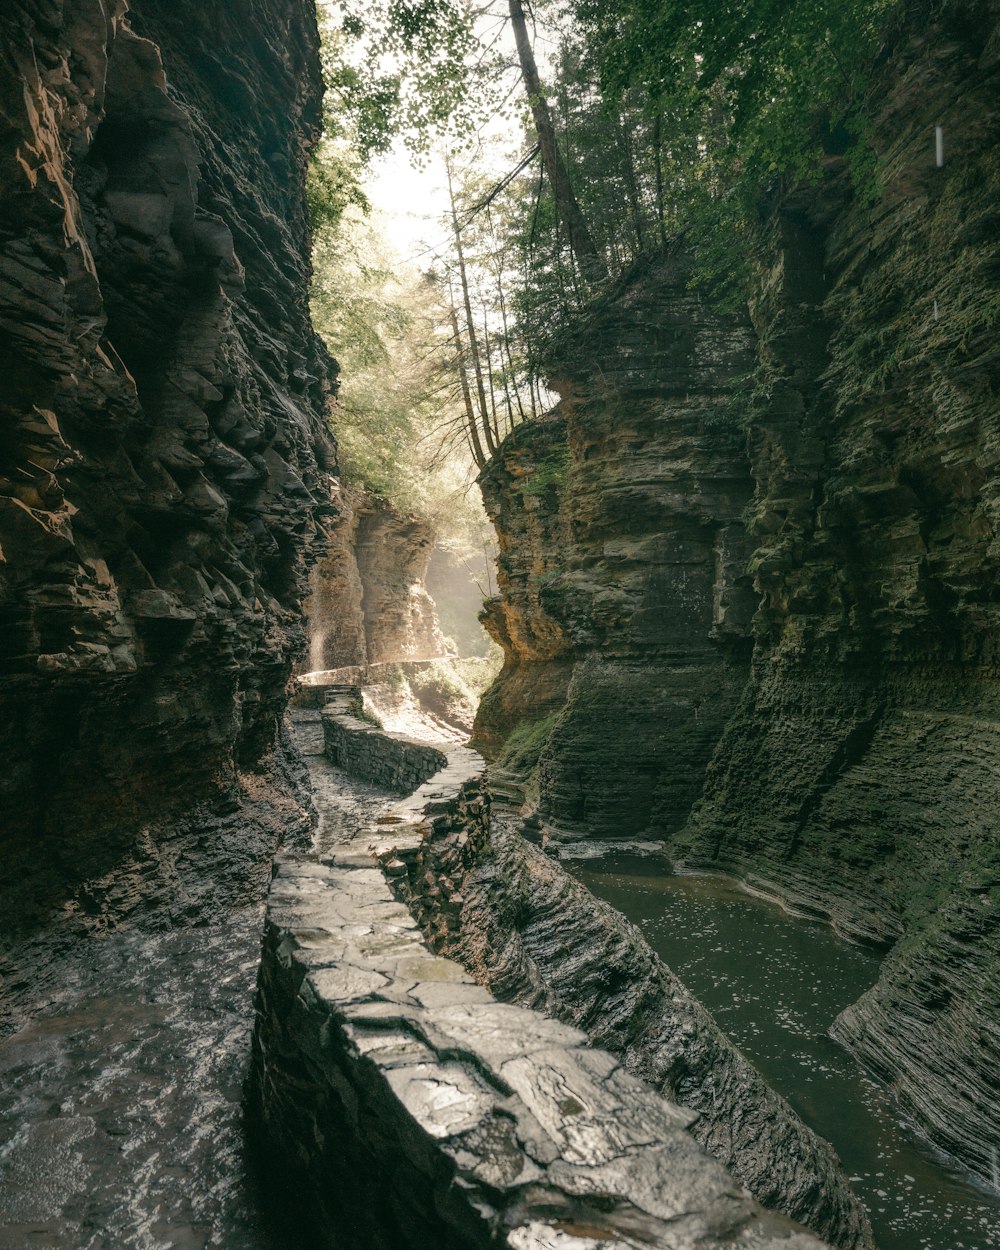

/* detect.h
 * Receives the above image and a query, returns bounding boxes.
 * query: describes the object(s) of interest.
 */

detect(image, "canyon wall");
[476,2,1000,1189]
[0,0,334,939]
[475,265,757,838]
[303,484,447,674]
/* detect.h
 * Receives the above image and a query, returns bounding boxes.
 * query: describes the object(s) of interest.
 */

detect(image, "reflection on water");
[569,856,1000,1250]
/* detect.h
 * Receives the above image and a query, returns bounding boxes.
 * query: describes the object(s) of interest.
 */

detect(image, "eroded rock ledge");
[0,0,334,941]
[397,808,874,1250]
[250,711,830,1249]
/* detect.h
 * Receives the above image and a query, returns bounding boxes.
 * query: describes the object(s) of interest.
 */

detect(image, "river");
[568,854,1000,1250]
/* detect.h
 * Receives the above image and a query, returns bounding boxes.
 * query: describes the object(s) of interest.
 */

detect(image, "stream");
[0,714,393,1250]
[568,854,1000,1250]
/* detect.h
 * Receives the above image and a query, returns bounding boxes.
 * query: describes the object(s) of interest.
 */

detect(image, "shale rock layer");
[416,814,874,1250]
[303,484,447,675]
[474,1,1000,1192]
[0,0,333,936]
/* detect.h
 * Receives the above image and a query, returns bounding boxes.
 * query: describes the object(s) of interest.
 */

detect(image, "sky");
[352,1,544,270]
[365,147,450,260]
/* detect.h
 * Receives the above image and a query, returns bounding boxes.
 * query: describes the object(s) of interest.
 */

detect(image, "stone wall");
[395,806,874,1250]
[249,726,830,1250]
[321,689,448,793]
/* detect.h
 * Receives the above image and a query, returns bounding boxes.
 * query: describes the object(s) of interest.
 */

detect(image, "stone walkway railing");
[248,710,829,1250]
[320,687,448,793]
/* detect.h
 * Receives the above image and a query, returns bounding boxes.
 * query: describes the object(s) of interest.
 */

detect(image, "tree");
[507,0,608,287]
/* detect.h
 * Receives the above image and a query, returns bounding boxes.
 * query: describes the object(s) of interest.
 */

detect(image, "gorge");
[1,1,999,1248]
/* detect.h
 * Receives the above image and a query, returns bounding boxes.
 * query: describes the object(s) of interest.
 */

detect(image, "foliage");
[310,206,488,548]
[571,0,896,187]
[306,0,907,517]
[496,711,560,782]
[522,445,569,497]
[306,1,483,239]
[448,650,504,695]
[305,6,502,555]
[452,0,902,383]
[318,0,478,159]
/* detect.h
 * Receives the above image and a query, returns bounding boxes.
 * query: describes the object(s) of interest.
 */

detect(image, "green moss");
[348,694,383,728]
[521,448,570,499]
[824,146,1000,412]
[380,665,406,691]
[496,712,560,779]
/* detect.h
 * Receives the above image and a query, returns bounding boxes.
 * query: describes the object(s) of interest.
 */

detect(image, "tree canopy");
[306,0,904,516]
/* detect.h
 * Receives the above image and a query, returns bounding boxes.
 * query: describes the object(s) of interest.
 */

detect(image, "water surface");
[0,714,391,1249]
[569,856,1000,1250]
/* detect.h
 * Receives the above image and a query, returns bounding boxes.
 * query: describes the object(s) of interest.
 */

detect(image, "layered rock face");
[416,813,873,1250]
[677,4,1000,1191]
[0,0,334,936]
[303,484,447,674]
[476,1,1000,1191]
[475,267,757,838]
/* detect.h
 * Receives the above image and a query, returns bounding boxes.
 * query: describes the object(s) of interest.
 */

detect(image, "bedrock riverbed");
[0,716,395,1249]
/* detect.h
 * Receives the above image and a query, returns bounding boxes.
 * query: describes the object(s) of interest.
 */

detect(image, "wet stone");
[250,708,833,1250]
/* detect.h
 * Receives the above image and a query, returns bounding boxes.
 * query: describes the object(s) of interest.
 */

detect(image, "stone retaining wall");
[249,713,829,1250]
[320,689,447,793]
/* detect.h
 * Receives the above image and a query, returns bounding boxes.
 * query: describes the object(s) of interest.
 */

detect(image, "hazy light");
[366,147,451,260]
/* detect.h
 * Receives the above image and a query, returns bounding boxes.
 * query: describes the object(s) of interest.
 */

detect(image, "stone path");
[255,714,831,1250]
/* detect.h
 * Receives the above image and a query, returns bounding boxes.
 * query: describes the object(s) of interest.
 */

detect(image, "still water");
[569,856,1000,1250]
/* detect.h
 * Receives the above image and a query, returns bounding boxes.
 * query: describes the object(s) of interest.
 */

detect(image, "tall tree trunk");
[508,0,608,287]
[482,314,502,444]
[618,112,645,256]
[486,209,528,427]
[447,156,498,458]
[447,301,486,470]
[495,274,527,427]
[652,108,668,248]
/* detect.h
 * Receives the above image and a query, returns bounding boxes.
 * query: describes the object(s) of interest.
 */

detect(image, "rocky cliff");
[475,263,757,837]
[678,2,1000,1192]
[303,484,447,674]
[475,1,1000,1191]
[0,0,334,943]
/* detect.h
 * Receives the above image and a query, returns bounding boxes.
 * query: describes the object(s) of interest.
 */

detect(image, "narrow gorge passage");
[569,857,1000,1250]
[0,717,396,1250]
[2,0,998,1246]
